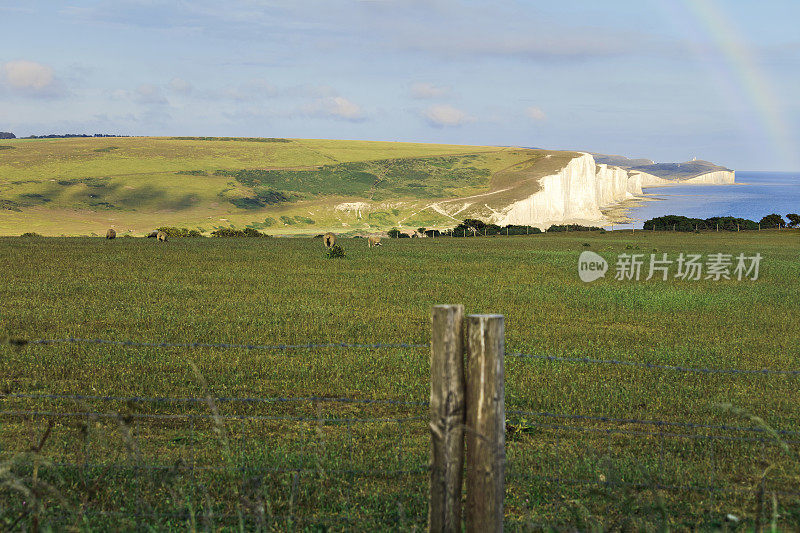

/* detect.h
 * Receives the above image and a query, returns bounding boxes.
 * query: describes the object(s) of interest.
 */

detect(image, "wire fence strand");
[0,392,429,407]
[16,337,429,351]
[508,351,800,376]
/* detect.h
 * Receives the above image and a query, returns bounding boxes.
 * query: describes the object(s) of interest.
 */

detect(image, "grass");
[1,230,799,530]
[0,137,558,236]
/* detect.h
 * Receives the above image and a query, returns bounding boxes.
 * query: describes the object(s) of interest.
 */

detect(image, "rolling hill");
[0,137,733,236]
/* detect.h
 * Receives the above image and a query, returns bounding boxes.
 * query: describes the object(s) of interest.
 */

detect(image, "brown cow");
[323,232,336,248]
[367,235,382,247]
[157,231,168,242]
[106,228,116,239]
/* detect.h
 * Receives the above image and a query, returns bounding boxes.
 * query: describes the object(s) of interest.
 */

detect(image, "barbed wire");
[0,392,429,407]
[8,336,799,376]
[508,409,800,437]
[508,352,800,376]
[506,417,800,444]
[33,462,429,477]
[5,394,798,440]
[505,471,800,498]
[0,410,423,424]
[11,337,428,351]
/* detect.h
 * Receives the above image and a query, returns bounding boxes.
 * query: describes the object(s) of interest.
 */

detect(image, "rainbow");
[661,0,797,169]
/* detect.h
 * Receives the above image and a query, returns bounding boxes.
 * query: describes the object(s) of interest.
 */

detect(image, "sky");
[1,0,799,171]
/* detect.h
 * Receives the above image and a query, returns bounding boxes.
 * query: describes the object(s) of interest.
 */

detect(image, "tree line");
[642,213,799,231]
[21,133,127,139]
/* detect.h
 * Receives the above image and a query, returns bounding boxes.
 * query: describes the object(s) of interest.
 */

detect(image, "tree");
[0,132,15,139]
[786,213,800,228]
[460,218,486,230]
[417,227,426,235]
[387,228,402,238]
[759,213,785,228]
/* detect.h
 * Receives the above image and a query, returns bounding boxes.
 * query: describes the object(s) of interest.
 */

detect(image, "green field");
[1,230,799,530]
[0,136,570,237]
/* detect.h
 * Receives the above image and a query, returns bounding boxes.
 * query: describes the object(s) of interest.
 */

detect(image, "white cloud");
[410,82,450,99]
[135,84,168,104]
[524,106,546,121]
[213,78,278,101]
[169,77,193,94]
[304,96,364,121]
[423,104,471,127]
[1,60,63,96]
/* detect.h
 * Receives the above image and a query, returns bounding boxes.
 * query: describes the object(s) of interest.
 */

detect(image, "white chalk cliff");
[490,153,734,228]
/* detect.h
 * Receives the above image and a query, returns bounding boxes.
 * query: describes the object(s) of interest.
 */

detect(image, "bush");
[20,232,42,237]
[211,227,268,237]
[760,214,786,228]
[326,244,346,258]
[388,228,402,238]
[547,224,601,232]
[156,227,203,238]
[643,215,759,231]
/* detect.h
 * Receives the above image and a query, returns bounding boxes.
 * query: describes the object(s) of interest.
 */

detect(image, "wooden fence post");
[429,305,466,533]
[465,314,505,532]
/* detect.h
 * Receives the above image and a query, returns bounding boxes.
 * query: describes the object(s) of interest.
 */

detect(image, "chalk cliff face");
[491,153,734,228]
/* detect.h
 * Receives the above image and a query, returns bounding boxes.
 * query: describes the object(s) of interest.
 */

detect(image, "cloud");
[169,77,193,94]
[423,104,471,127]
[409,82,450,99]
[1,60,64,97]
[524,106,546,121]
[135,84,168,105]
[304,96,364,121]
[216,78,278,101]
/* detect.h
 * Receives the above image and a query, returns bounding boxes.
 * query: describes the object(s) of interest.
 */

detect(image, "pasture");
[1,230,799,530]
[0,137,532,236]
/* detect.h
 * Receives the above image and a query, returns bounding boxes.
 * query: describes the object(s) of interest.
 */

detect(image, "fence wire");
[10,336,800,376]
[508,351,800,375]
[17,337,428,351]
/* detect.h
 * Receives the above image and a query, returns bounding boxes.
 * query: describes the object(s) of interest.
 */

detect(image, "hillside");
[0,137,732,235]
[593,153,731,180]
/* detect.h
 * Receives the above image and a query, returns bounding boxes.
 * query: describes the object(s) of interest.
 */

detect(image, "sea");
[627,171,800,229]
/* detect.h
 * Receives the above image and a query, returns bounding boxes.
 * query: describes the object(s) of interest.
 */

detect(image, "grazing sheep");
[157,231,168,242]
[323,232,336,248]
[367,235,382,247]
[106,228,116,240]
[146,230,158,238]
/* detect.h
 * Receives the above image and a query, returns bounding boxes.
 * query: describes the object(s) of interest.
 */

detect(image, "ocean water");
[627,171,800,228]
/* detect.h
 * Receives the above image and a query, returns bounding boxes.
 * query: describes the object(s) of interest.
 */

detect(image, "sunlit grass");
[0,230,798,529]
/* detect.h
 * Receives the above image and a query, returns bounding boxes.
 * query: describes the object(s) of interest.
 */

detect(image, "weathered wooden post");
[429,305,466,533]
[465,314,505,532]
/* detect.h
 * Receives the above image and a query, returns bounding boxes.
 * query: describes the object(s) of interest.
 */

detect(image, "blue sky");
[1,0,799,170]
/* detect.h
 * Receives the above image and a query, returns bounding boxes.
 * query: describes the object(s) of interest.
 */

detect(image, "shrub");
[20,232,42,237]
[156,227,203,238]
[176,170,208,176]
[210,227,268,237]
[547,224,601,232]
[760,214,786,228]
[326,244,346,258]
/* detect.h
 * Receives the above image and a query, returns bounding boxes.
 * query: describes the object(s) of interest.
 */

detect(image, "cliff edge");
[433,151,734,228]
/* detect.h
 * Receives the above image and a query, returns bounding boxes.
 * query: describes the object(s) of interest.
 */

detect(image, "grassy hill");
[593,153,731,180]
[0,136,568,236]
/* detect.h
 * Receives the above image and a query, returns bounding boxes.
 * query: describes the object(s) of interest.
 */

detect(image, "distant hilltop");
[593,153,732,181]
[0,136,734,236]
